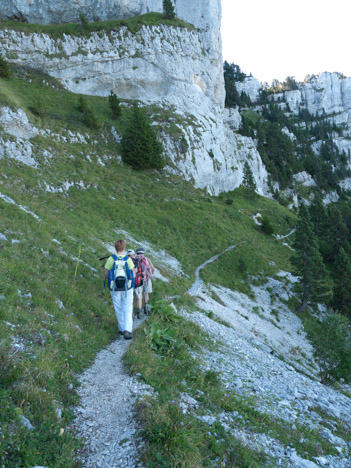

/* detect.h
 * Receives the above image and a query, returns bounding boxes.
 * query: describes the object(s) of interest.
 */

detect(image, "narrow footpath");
[74,315,151,468]
[74,247,234,467]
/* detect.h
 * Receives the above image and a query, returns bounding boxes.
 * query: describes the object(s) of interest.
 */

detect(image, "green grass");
[0,13,195,38]
[0,65,334,467]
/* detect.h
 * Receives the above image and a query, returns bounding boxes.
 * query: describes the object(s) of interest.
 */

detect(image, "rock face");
[236,76,261,103]
[272,73,351,117]
[0,1,270,196]
[0,26,223,110]
[1,0,224,98]
[1,0,161,24]
[277,73,351,169]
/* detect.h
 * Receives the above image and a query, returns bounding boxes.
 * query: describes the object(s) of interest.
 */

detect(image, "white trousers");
[110,288,133,333]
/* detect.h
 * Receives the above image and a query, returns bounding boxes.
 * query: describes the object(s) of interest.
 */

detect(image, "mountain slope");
[1,67,351,467]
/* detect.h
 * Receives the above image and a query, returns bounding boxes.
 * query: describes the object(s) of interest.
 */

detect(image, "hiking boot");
[136,308,142,319]
[124,331,133,340]
[119,331,124,336]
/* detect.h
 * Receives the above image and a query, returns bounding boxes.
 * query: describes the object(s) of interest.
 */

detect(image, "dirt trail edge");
[188,244,236,296]
[74,315,152,468]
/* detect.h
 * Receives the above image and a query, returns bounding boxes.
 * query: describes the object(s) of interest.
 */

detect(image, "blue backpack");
[107,255,133,295]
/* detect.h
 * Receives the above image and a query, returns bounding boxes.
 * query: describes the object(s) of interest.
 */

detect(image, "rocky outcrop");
[236,76,261,103]
[0,26,222,109]
[162,110,268,196]
[272,73,351,117]
[0,0,271,195]
[0,20,270,195]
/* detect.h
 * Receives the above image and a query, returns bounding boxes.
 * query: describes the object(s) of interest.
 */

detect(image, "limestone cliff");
[272,73,351,158]
[0,0,269,195]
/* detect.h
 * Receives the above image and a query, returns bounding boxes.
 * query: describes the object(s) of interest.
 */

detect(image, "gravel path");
[188,244,236,296]
[74,316,152,468]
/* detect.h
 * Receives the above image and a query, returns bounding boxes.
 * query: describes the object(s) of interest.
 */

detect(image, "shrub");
[121,105,165,170]
[83,108,99,129]
[305,313,351,383]
[179,135,188,154]
[77,96,99,129]
[79,13,89,29]
[108,90,122,120]
[260,216,276,235]
[0,55,10,79]
[29,98,46,117]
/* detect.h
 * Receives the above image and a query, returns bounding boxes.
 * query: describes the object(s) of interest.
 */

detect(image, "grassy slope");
[0,12,194,38]
[0,68,297,466]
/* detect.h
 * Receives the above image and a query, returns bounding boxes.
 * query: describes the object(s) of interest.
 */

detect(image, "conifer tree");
[291,204,332,312]
[242,161,257,200]
[163,0,175,20]
[121,105,165,170]
[108,90,122,120]
[325,205,350,263]
[331,247,351,318]
[308,193,330,259]
[309,192,328,239]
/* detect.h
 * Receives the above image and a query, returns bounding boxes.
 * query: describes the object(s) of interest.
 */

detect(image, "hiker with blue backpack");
[104,239,136,340]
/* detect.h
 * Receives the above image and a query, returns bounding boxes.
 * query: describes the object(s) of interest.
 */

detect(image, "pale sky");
[221,0,351,85]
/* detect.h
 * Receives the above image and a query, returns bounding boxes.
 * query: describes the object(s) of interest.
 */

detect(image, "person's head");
[127,248,136,258]
[136,248,145,256]
[115,239,126,253]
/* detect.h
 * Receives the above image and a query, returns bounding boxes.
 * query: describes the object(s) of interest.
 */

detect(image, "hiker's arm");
[104,269,109,278]
[149,259,155,273]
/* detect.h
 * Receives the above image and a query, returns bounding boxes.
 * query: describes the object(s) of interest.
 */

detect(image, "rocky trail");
[73,246,351,467]
[73,248,231,467]
[74,315,152,468]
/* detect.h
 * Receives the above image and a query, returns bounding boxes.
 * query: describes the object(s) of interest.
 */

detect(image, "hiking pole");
[100,278,106,314]
[99,255,110,261]
[143,280,149,315]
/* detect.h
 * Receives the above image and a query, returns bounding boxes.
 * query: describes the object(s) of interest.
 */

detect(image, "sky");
[221,0,350,85]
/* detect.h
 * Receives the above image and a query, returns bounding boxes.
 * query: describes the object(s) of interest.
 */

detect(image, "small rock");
[19,415,34,430]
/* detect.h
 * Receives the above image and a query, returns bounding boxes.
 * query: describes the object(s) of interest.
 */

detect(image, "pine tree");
[331,247,351,318]
[163,0,175,20]
[309,192,328,239]
[291,204,332,312]
[108,91,122,120]
[307,312,351,383]
[121,105,165,170]
[308,192,330,259]
[242,161,257,200]
[325,205,350,263]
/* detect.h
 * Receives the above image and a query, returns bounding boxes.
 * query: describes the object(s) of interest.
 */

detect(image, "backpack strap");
[123,255,134,294]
